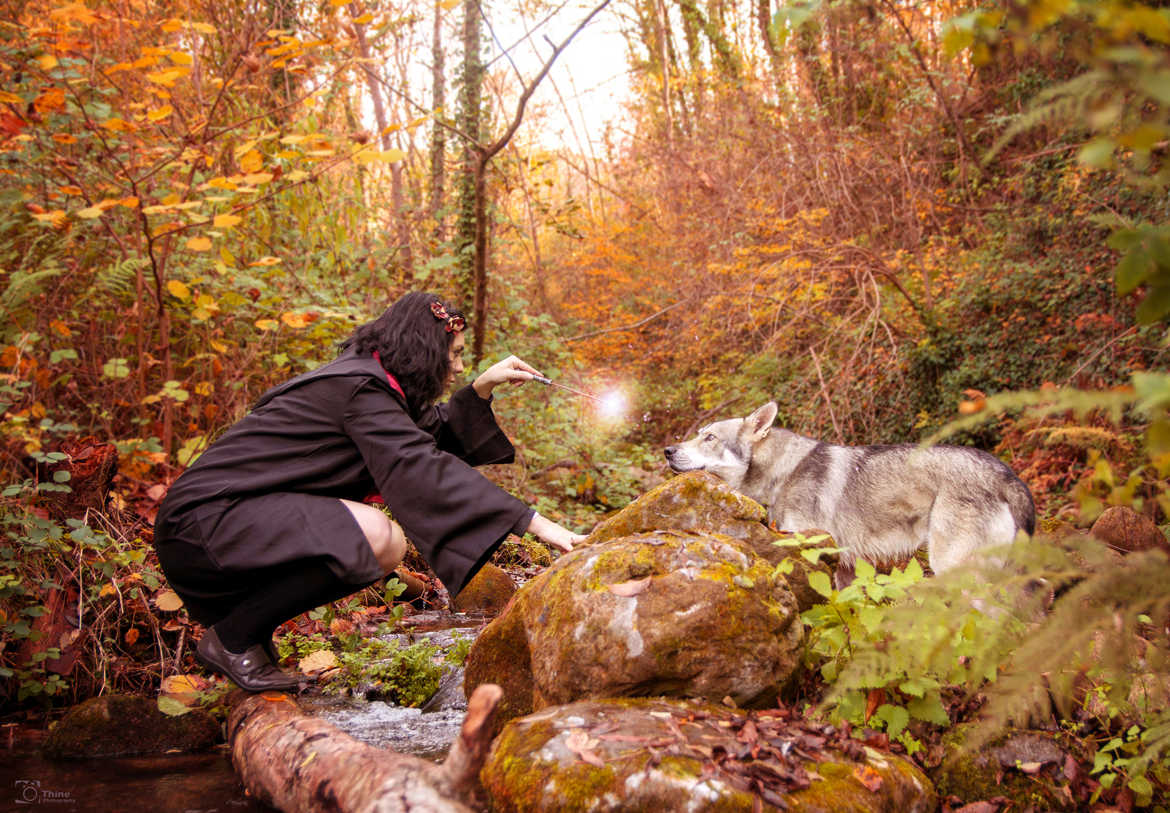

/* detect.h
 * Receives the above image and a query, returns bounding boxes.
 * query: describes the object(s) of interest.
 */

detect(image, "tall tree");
[454,0,614,362]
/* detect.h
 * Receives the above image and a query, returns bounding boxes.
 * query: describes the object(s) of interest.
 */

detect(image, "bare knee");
[341,500,406,575]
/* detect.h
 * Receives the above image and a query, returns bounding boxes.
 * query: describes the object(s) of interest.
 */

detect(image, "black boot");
[196,627,299,692]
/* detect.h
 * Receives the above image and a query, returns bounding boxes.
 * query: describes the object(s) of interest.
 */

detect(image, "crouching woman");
[153,292,583,691]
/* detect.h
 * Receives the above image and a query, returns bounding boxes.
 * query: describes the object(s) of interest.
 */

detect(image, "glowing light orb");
[598,390,627,419]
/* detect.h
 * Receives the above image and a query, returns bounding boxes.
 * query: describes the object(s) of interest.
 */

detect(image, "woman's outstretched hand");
[526,512,586,553]
[473,355,543,400]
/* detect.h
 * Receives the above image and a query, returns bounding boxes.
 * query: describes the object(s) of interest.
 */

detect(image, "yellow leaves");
[352,13,374,24]
[31,209,67,228]
[39,54,60,71]
[145,67,190,87]
[161,19,216,35]
[279,134,308,145]
[202,176,238,191]
[280,311,312,329]
[298,649,339,676]
[192,293,219,321]
[33,87,66,113]
[59,185,83,196]
[958,389,987,415]
[169,52,194,66]
[329,0,349,6]
[249,256,281,267]
[241,172,273,185]
[166,279,191,300]
[51,133,75,144]
[354,148,406,165]
[186,236,212,252]
[148,105,174,122]
[238,149,264,173]
[0,91,22,104]
[213,213,242,229]
[49,2,100,26]
[154,589,184,611]
[101,117,136,132]
[50,319,71,337]
[75,198,122,219]
[254,318,279,332]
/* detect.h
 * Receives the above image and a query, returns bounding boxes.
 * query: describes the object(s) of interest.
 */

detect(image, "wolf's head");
[663,402,778,489]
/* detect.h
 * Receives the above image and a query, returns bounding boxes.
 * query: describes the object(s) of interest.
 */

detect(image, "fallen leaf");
[608,577,651,597]
[124,627,140,645]
[564,729,605,767]
[852,764,883,792]
[298,649,339,675]
[154,589,184,612]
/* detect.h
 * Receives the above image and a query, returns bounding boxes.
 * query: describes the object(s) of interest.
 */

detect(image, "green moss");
[44,695,220,759]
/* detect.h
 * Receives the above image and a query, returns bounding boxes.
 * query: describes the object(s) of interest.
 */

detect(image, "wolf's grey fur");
[664,402,1035,574]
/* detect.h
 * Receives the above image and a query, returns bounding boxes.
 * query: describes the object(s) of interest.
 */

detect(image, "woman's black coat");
[155,349,533,593]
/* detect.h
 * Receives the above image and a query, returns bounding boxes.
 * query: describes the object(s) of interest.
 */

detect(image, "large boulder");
[44,695,220,759]
[451,562,516,615]
[1091,505,1170,556]
[481,698,938,812]
[931,725,1089,810]
[465,531,804,727]
[588,471,779,558]
[588,471,835,610]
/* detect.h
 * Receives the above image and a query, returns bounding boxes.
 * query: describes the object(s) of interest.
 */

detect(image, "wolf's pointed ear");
[746,402,778,440]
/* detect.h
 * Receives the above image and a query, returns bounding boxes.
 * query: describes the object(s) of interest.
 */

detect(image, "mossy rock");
[44,695,220,759]
[588,471,777,556]
[463,595,537,729]
[586,471,833,610]
[466,531,804,730]
[452,562,516,615]
[1091,505,1170,556]
[932,725,1088,809]
[481,698,937,812]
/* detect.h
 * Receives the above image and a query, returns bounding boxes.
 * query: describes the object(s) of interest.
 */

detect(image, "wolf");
[664,402,1035,579]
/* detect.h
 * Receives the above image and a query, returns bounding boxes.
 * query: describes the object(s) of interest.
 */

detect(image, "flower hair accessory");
[430,300,466,333]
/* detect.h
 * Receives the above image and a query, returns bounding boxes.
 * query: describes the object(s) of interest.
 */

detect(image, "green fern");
[76,257,148,307]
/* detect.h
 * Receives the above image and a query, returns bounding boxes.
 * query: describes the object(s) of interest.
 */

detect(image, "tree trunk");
[454,0,483,318]
[351,5,413,279]
[228,683,504,812]
[429,0,447,242]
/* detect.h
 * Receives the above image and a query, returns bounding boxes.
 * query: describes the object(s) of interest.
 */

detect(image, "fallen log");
[228,683,503,812]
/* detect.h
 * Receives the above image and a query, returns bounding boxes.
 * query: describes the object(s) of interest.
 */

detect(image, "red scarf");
[370,351,406,399]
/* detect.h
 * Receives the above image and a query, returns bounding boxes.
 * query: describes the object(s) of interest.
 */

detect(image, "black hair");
[339,292,465,417]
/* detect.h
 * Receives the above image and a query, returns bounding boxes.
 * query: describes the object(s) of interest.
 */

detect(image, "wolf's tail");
[1007,478,1036,536]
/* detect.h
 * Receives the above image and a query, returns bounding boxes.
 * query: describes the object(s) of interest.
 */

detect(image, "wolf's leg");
[833,557,856,589]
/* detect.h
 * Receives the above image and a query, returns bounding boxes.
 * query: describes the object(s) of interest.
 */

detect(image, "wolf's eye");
[703,433,715,442]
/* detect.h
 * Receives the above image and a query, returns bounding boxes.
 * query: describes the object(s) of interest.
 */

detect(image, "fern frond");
[1,267,63,312]
[984,70,1113,164]
[76,257,148,306]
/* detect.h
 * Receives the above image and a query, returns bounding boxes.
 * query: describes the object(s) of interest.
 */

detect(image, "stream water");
[0,616,480,812]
